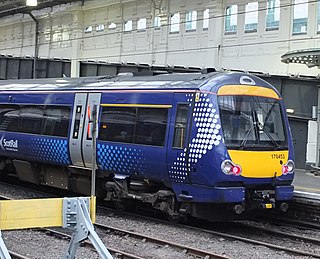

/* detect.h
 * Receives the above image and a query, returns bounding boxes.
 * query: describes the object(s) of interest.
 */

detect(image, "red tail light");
[221,160,242,176]
[282,160,294,175]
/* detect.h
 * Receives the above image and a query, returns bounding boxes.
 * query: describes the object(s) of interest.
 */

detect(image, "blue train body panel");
[0,72,295,218]
[0,132,71,165]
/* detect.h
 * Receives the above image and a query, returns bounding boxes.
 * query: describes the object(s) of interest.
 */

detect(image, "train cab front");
[217,82,295,214]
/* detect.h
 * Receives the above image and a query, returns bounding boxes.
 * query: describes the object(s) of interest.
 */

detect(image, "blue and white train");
[0,71,294,220]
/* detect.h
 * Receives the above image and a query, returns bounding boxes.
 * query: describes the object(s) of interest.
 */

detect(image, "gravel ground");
[0,182,318,258]
[4,230,100,258]
[96,212,316,259]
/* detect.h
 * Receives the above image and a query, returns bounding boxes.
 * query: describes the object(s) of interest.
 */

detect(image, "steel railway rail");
[288,191,320,225]
[258,191,320,229]
[37,228,146,259]
[0,182,229,259]
[9,251,31,259]
[93,222,229,259]
[97,206,320,258]
[1,181,320,258]
[44,225,229,259]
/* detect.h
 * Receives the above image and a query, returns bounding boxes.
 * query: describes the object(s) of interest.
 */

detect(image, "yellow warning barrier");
[0,196,96,230]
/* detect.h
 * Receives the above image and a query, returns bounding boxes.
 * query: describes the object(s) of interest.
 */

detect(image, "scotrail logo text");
[0,136,19,152]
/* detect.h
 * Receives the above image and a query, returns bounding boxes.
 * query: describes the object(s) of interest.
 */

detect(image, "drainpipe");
[28,11,39,79]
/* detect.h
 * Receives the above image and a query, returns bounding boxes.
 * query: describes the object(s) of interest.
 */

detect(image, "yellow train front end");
[217,81,294,213]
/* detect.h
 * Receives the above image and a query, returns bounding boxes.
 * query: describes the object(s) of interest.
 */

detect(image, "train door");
[82,93,101,167]
[69,93,87,167]
[166,93,192,184]
[69,93,101,168]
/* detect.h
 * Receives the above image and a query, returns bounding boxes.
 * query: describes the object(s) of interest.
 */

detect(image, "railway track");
[9,251,31,259]
[256,191,320,231]
[1,181,320,258]
[97,206,320,258]
[39,228,145,259]
[44,224,229,259]
[94,222,229,259]
[284,191,320,226]
[202,222,320,258]
[0,182,229,259]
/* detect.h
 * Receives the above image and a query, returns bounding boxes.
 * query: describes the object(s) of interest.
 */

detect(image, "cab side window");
[173,104,189,148]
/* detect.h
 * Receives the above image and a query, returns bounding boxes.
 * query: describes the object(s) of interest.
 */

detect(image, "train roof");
[0,71,276,92]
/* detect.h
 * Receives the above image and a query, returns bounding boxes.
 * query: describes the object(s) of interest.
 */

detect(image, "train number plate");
[271,154,285,159]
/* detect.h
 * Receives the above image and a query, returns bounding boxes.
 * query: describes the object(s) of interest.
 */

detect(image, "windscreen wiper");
[239,123,255,150]
[258,122,282,150]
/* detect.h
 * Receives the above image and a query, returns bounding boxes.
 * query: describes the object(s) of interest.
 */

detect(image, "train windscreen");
[218,96,287,150]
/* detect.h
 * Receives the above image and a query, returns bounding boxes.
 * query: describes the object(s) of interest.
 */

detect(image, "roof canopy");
[0,0,80,18]
[281,48,320,68]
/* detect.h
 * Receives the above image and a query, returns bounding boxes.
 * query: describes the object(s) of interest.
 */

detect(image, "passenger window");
[134,108,168,146]
[99,107,136,143]
[173,104,189,148]
[19,106,44,134]
[98,106,168,146]
[0,105,20,132]
[42,106,71,137]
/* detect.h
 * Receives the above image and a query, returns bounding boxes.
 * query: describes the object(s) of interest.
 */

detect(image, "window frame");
[42,105,71,137]
[170,13,180,33]
[98,105,169,147]
[185,10,197,32]
[244,2,258,33]
[172,103,190,149]
[0,104,71,137]
[137,18,147,31]
[292,0,308,35]
[225,5,238,34]
[0,105,20,133]
[19,105,44,135]
[154,16,161,29]
[124,20,133,32]
[203,8,209,30]
[266,0,280,31]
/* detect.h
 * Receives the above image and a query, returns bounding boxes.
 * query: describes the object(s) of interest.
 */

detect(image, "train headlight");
[282,160,295,175]
[221,160,242,176]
